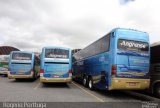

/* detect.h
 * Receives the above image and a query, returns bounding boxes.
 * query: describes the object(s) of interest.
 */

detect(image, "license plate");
[18,70,24,72]
[128,82,137,86]
[18,73,24,75]
[53,76,59,78]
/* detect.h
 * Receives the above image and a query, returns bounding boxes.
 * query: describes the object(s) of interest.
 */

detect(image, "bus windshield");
[12,53,32,60]
[45,49,69,59]
[118,39,149,53]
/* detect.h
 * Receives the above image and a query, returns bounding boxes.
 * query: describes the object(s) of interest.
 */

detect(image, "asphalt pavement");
[0,75,150,102]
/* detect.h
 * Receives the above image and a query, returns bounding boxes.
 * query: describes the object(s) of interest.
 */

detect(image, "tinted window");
[45,49,69,59]
[151,46,160,64]
[12,53,32,60]
[118,39,149,52]
[74,34,110,60]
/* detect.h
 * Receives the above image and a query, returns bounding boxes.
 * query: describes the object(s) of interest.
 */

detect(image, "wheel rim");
[83,78,86,85]
[89,80,92,88]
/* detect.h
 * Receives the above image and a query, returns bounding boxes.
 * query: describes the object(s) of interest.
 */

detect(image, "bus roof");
[11,51,34,54]
[113,28,149,42]
[112,28,147,34]
[151,42,160,47]
[42,46,71,50]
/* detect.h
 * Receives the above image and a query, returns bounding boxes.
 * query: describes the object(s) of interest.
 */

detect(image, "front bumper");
[109,77,150,90]
[40,77,72,83]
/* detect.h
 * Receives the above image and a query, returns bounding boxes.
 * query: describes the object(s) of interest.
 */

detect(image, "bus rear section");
[40,47,72,83]
[8,51,37,79]
[109,29,150,90]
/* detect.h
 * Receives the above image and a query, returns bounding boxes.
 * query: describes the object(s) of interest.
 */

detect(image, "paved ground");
[0,75,151,103]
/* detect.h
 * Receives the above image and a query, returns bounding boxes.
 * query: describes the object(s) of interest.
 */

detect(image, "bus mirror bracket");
[111,32,115,37]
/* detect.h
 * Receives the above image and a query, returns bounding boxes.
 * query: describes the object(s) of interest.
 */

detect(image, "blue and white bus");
[73,28,150,90]
[40,47,72,83]
[8,51,40,80]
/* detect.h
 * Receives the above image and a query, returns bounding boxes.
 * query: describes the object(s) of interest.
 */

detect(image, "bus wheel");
[155,84,160,98]
[15,78,21,81]
[83,76,88,87]
[88,77,94,90]
[4,74,8,77]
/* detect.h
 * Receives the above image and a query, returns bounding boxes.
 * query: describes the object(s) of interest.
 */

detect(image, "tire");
[72,75,75,81]
[33,70,37,79]
[42,82,48,86]
[83,76,88,87]
[4,74,8,77]
[15,78,21,81]
[88,77,94,90]
[155,84,160,98]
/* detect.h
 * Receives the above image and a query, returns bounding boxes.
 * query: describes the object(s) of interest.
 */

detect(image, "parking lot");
[0,75,154,102]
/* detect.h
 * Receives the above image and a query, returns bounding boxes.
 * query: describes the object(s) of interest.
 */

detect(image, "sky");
[0,0,159,52]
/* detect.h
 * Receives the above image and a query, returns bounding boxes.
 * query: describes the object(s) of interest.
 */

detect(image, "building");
[0,46,20,55]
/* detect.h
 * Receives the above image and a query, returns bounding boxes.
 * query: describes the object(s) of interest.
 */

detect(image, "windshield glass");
[12,53,32,60]
[118,39,149,53]
[45,49,69,59]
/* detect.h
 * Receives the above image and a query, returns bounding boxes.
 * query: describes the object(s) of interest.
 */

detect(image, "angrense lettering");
[120,41,146,48]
